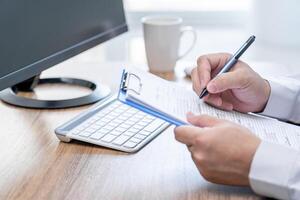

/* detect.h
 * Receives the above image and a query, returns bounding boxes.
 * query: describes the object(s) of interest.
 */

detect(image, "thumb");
[207,71,246,93]
[187,113,223,128]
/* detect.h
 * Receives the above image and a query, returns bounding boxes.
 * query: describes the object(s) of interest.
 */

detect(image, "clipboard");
[118,69,186,126]
[116,69,300,151]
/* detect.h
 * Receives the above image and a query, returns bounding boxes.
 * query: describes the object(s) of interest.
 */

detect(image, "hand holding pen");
[199,36,255,98]
[191,36,271,113]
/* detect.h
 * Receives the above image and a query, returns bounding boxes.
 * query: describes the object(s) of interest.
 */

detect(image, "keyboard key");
[136,121,149,127]
[119,123,131,129]
[143,119,165,132]
[101,134,117,143]
[129,116,142,122]
[122,113,132,118]
[95,121,106,127]
[91,124,101,130]
[112,119,123,124]
[119,104,130,110]
[129,137,142,144]
[145,115,155,120]
[139,130,152,136]
[90,131,106,140]
[85,127,98,133]
[112,109,123,115]
[118,115,128,121]
[127,127,140,133]
[110,130,122,136]
[141,118,153,123]
[101,107,111,116]
[132,124,144,130]
[111,101,121,106]
[71,129,81,135]
[109,112,119,118]
[134,134,147,140]
[112,135,131,145]
[123,131,136,137]
[123,121,136,126]
[127,108,138,114]
[105,115,115,120]
[98,128,110,134]
[102,125,115,131]
[101,118,111,123]
[114,127,127,133]
[136,113,146,118]
[107,121,120,127]
[123,141,138,148]
[75,125,86,131]
[79,131,93,137]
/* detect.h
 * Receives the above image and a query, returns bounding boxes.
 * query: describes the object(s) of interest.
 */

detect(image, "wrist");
[254,79,271,113]
[262,80,271,111]
[245,137,261,186]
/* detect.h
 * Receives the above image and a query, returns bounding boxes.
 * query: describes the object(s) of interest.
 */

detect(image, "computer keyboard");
[55,95,170,152]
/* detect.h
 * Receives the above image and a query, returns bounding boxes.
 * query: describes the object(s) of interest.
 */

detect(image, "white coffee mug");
[142,16,197,72]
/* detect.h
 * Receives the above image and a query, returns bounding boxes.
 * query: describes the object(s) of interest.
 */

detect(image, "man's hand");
[192,53,271,113]
[174,114,261,186]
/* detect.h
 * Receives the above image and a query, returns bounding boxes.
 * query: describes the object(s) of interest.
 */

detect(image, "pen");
[199,35,256,99]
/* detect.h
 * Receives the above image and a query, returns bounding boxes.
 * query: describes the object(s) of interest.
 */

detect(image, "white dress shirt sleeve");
[260,75,300,124]
[249,74,300,199]
[249,141,300,199]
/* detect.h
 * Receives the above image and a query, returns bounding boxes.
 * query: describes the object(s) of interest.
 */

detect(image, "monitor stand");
[0,74,111,109]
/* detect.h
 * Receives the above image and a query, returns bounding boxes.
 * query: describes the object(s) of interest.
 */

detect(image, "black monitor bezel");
[0,23,128,91]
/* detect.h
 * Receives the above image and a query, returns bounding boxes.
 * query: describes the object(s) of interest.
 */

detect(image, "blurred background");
[71,0,300,76]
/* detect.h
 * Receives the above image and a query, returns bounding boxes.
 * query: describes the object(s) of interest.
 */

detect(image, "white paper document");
[124,68,300,150]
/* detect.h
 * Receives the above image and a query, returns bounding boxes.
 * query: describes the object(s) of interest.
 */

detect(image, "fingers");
[218,100,234,111]
[196,57,211,90]
[192,53,232,95]
[191,68,202,95]
[207,70,247,94]
[187,114,224,128]
[203,94,234,111]
[203,94,222,107]
[174,125,203,146]
[196,53,232,72]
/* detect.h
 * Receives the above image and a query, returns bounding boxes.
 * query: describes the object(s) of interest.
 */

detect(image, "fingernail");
[203,95,209,101]
[186,112,195,118]
[216,98,222,106]
[207,83,217,93]
[200,80,205,88]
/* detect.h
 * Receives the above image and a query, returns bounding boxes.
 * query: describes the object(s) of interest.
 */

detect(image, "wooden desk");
[0,61,262,200]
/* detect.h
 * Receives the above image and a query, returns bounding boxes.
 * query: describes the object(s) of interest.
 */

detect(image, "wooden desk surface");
[0,61,262,200]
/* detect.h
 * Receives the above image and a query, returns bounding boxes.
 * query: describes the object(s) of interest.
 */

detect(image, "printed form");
[125,68,300,150]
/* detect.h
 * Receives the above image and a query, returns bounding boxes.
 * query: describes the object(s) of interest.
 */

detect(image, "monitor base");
[0,77,111,109]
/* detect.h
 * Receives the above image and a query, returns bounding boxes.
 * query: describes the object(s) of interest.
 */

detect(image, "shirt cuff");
[249,141,298,199]
[260,78,297,121]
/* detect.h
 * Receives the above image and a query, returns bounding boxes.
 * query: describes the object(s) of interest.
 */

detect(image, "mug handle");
[178,26,197,60]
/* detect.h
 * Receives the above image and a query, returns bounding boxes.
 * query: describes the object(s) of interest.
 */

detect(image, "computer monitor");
[0,0,128,109]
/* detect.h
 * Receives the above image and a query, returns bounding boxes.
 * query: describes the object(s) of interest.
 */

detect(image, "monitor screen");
[0,0,127,91]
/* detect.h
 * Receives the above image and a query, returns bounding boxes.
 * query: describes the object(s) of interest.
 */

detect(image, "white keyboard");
[55,95,170,152]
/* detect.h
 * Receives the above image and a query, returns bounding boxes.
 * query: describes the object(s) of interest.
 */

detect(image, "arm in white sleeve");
[249,74,300,199]
[260,74,300,124]
[249,141,300,200]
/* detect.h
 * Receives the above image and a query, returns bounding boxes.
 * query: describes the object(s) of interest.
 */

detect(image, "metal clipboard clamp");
[121,71,143,95]
[118,69,185,126]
